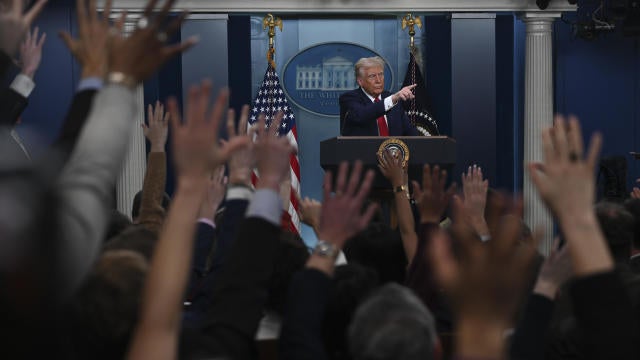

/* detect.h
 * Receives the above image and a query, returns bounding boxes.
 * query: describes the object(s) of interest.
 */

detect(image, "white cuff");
[226,186,254,201]
[246,189,282,226]
[383,96,396,111]
[10,74,35,97]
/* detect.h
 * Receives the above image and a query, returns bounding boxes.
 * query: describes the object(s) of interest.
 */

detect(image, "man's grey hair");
[348,283,437,360]
[354,56,385,78]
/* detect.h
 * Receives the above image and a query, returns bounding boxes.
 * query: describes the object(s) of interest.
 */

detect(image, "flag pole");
[262,13,283,69]
[401,13,422,52]
[401,13,422,127]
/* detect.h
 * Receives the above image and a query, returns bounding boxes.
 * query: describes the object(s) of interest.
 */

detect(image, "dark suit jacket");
[280,268,332,360]
[0,51,12,79]
[52,89,98,160]
[339,88,419,136]
[630,255,640,275]
[180,216,281,360]
[0,87,28,126]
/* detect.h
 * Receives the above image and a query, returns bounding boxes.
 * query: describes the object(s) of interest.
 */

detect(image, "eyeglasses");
[366,72,384,80]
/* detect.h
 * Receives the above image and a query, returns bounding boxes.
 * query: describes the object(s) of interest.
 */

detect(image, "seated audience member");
[69,250,148,360]
[279,161,378,360]
[348,283,440,360]
[131,190,171,221]
[2,0,195,357]
[322,263,379,360]
[624,198,640,274]
[544,201,640,359]
[105,208,133,241]
[525,116,637,360]
[404,164,456,334]
[343,221,407,284]
[509,238,572,360]
[128,83,291,360]
[104,225,158,261]
[595,201,635,269]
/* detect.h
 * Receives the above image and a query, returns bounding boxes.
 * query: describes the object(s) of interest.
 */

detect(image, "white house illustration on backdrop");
[295,56,355,91]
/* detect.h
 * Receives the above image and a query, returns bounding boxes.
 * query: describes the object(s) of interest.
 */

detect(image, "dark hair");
[343,222,407,284]
[131,190,171,220]
[266,231,310,315]
[69,250,148,360]
[595,201,634,263]
[105,209,132,242]
[348,283,437,360]
[323,263,379,360]
[103,225,158,261]
[623,198,640,249]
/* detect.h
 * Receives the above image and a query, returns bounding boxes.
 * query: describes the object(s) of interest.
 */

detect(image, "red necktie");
[374,96,389,136]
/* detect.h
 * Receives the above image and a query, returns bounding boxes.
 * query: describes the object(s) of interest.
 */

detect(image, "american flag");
[249,63,301,234]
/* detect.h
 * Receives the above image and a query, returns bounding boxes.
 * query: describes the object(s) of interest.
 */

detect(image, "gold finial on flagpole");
[263,13,283,68]
[401,13,422,50]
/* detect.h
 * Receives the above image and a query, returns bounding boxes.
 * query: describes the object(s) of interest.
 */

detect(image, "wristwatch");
[394,184,410,200]
[394,185,406,193]
[313,240,338,258]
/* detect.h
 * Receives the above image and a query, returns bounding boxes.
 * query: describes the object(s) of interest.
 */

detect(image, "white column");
[116,18,147,218]
[522,13,560,255]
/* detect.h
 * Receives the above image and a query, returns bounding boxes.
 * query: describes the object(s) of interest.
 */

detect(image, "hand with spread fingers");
[412,164,456,224]
[108,0,197,85]
[253,112,296,192]
[528,115,613,276]
[0,0,47,56]
[19,27,46,79]
[430,197,538,358]
[459,164,489,237]
[377,148,406,189]
[528,115,602,222]
[143,101,170,152]
[59,0,117,79]
[199,165,227,221]
[317,161,377,248]
[167,80,249,182]
[225,105,255,188]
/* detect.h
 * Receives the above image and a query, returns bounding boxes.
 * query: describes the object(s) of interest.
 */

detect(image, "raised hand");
[533,238,572,299]
[528,115,612,276]
[412,164,456,224]
[199,165,227,221]
[60,0,118,79]
[167,80,249,181]
[528,115,601,222]
[225,105,255,187]
[317,161,377,248]
[253,112,296,191]
[377,148,406,188]
[431,197,538,358]
[143,101,169,152]
[297,195,322,233]
[0,0,47,56]
[392,83,417,103]
[18,27,46,79]
[108,0,197,86]
[459,164,489,237]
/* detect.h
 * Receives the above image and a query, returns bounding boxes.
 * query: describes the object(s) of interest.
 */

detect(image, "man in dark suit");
[339,56,420,136]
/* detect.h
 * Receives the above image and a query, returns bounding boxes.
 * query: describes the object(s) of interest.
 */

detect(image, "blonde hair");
[354,56,385,79]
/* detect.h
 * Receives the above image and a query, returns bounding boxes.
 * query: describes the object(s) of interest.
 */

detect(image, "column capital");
[519,11,562,22]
